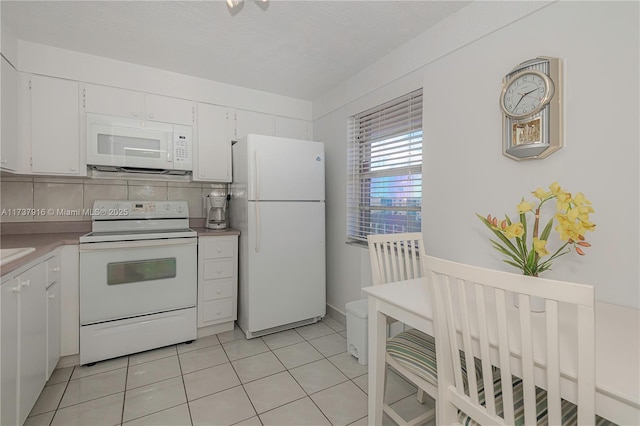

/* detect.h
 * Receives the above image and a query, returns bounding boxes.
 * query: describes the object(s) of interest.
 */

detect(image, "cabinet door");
[46,280,61,379]
[195,103,231,182]
[1,56,18,171]
[275,116,311,140]
[18,262,47,425]
[31,75,81,175]
[84,83,143,118]
[1,278,20,426]
[232,109,274,141]
[145,94,193,126]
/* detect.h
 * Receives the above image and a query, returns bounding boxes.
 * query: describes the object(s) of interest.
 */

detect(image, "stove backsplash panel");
[0,175,227,223]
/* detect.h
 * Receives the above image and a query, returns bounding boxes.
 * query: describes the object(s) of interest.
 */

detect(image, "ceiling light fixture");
[226,0,268,11]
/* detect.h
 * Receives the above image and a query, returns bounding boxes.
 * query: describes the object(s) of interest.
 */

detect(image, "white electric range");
[79,200,197,365]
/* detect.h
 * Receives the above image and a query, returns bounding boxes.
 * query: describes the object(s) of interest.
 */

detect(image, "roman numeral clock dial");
[500,57,563,160]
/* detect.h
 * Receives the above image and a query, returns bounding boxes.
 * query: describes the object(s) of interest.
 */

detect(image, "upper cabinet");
[275,116,312,141]
[27,74,83,176]
[1,56,19,171]
[230,109,312,142]
[83,83,194,126]
[231,109,275,141]
[195,103,232,182]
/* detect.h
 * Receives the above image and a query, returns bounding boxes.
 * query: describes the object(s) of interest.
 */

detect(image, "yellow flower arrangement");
[476,182,595,276]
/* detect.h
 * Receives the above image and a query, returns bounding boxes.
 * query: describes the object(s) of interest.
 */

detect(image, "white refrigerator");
[229,134,326,338]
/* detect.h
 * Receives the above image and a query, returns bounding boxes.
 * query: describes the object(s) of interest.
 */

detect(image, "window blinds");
[347,88,423,244]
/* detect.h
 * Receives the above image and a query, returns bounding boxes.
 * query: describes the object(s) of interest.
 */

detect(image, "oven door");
[79,237,197,325]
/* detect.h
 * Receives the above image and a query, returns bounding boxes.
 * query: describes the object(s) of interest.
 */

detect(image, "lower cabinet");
[1,261,47,426]
[198,235,238,328]
[1,251,62,426]
[1,276,20,426]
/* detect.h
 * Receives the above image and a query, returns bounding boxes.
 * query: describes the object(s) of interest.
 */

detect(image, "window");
[347,88,423,244]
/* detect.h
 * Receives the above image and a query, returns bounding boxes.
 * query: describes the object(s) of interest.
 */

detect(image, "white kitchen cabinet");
[84,83,142,118]
[194,103,232,182]
[275,116,312,140]
[1,277,20,426]
[1,56,19,171]
[230,109,275,141]
[83,83,194,126]
[198,235,238,328]
[0,261,47,426]
[18,262,47,424]
[45,254,61,379]
[29,74,83,176]
[145,93,194,126]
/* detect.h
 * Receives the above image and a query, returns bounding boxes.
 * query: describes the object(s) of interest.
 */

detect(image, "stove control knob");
[177,205,184,214]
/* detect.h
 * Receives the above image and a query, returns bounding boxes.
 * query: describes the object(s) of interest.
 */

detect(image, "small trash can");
[345,299,369,365]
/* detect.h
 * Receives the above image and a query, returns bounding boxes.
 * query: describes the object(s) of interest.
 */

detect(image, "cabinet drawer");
[202,278,233,301]
[201,299,233,323]
[46,255,61,286]
[202,239,235,259]
[203,260,233,280]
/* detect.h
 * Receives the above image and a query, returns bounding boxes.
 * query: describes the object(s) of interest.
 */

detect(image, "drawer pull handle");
[11,286,21,293]
[217,269,222,274]
[22,279,31,287]
[52,267,60,272]
[217,248,222,253]
[49,294,55,299]
[216,289,222,294]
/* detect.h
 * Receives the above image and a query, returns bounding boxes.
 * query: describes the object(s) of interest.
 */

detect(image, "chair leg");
[416,388,425,404]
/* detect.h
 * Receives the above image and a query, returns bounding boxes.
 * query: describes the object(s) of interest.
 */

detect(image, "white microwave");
[86,113,192,173]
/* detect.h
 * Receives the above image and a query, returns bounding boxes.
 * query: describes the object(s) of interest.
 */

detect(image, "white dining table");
[363,278,640,426]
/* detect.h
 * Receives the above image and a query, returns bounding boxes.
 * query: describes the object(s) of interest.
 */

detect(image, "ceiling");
[1,1,470,101]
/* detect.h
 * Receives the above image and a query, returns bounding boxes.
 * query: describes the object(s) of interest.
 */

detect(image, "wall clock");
[500,57,562,160]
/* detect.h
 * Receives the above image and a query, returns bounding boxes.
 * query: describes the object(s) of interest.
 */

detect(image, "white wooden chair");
[367,232,436,425]
[422,255,604,425]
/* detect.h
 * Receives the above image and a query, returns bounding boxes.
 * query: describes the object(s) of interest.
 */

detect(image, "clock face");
[500,70,554,119]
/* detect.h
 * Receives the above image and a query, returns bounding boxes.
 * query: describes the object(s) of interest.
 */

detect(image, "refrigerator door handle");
[254,150,260,201]
[255,201,261,252]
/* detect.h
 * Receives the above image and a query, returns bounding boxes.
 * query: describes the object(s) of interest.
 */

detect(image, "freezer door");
[243,201,326,333]
[246,134,325,201]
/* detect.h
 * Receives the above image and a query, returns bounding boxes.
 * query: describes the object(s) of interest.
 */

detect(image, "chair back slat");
[546,300,562,424]
[423,255,595,426]
[495,288,516,424]
[367,233,424,286]
[474,283,498,417]
[456,279,481,406]
[517,295,537,425]
[577,305,596,425]
[440,275,466,397]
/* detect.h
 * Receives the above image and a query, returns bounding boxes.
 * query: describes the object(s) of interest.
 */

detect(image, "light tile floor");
[25,317,434,426]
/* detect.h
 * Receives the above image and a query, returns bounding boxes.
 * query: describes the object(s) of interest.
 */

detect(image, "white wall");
[315,1,640,313]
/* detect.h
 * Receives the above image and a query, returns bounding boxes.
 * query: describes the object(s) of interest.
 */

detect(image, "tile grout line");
[175,344,196,426]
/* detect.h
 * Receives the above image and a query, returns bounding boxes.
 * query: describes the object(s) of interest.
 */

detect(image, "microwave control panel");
[173,125,192,170]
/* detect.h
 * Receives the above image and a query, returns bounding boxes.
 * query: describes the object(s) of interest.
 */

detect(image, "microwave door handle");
[167,137,173,162]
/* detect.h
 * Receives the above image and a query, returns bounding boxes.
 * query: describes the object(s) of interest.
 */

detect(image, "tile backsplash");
[0,175,227,223]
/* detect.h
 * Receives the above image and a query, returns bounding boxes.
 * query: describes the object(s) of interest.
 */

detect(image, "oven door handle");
[80,238,197,251]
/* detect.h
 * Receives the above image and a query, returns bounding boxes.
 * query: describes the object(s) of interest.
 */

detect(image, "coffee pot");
[205,193,229,230]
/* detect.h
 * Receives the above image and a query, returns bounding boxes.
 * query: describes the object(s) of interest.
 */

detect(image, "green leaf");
[490,241,525,266]
[540,217,554,241]
[476,214,521,256]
